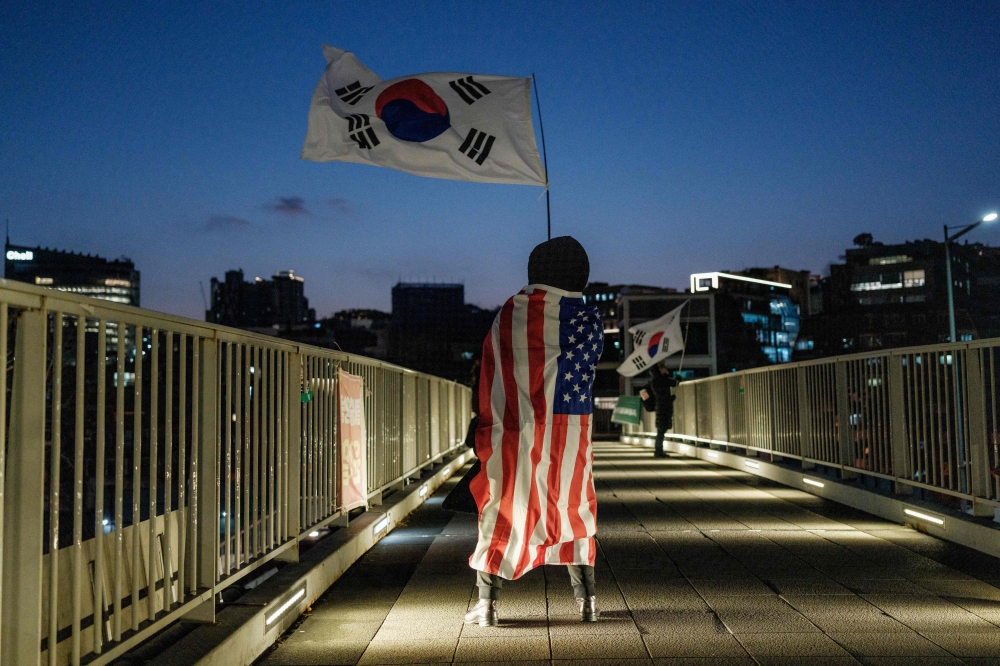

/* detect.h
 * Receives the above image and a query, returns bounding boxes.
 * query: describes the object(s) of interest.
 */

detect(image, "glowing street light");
[944,212,997,343]
[944,212,996,498]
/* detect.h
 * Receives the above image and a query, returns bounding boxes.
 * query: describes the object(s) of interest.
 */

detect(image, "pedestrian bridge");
[4,279,1000,665]
[258,442,1000,665]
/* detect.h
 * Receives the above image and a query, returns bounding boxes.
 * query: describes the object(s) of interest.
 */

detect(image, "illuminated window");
[35,277,54,285]
[903,270,925,288]
[869,255,912,265]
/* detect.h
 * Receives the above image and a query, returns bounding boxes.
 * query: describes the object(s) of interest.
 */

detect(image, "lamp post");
[942,212,996,500]
[945,212,998,343]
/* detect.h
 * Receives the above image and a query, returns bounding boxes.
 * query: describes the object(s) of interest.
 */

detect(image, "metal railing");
[0,280,471,666]
[624,339,1000,514]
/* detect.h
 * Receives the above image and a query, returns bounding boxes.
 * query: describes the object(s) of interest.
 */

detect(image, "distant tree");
[853,233,874,247]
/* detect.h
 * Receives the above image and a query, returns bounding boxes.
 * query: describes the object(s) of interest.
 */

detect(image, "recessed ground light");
[706,451,719,459]
[373,516,389,534]
[309,531,320,537]
[419,485,428,497]
[744,460,760,469]
[904,508,945,527]
[266,587,306,626]
[803,478,824,488]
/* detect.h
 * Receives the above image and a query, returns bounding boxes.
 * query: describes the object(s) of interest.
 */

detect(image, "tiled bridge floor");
[258,442,1000,666]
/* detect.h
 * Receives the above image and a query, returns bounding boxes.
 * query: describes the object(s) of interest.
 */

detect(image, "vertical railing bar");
[71,315,86,665]
[112,326,126,641]
[148,329,159,622]
[267,349,275,550]
[336,362,342,507]
[991,349,998,499]
[305,357,312,527]
[48,312,63,666]
[163,332,174,610]
[234,342,242,570]
[224,342,232,576]
[324,360,332,516]
[0,303,6,660]
[250,347,258,558]
[930,354,940,487]
[323,360,329,516]
[92,319,108,655]
[177,335,187,601]
[132,325,144,631]
[254,346,262,557]
[921,354,931,486]
[261,348,270,552]
[276,352,284,541]
[188,339,200,595]
[242,345,250,563]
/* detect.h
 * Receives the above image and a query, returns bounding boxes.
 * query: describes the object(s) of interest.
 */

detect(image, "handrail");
[0,280,472,666]
[624,338,1000,517]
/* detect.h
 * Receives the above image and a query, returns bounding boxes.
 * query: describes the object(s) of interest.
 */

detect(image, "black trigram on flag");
[336,81,374,106]
[347,114,379,150]
[449,76,491,105]
[633,330,647,346]
[458,128,495,165]
[631,356,649,372]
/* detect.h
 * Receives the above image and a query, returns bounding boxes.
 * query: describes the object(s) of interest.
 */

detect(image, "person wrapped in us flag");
[464,236,603,627]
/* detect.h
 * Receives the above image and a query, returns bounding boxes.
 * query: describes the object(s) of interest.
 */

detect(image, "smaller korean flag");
[616,302,687,377]
[302,46,547,186]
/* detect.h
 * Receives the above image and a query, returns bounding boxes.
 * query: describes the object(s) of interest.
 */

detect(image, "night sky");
[2,2,998,319]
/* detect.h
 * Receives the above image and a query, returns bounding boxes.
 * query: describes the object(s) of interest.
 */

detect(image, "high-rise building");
[206,269,316,331]
[388,282,497,381]
[690,270,803,363]
[4,240,140,305]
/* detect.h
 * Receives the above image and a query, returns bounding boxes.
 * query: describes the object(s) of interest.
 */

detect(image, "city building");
[5,240,140,305]
[388,282,497,381]
[798,235,1000,357]
[324,309,392,358]
[206,269,316,331]
[690,270,803,363]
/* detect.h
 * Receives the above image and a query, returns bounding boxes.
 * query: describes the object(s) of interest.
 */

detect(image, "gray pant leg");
[567,564,596,598]
[477,570,503,600]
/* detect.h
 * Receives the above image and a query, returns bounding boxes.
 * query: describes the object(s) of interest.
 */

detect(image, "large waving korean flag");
[616,302,687,377]
[302,46,547,186]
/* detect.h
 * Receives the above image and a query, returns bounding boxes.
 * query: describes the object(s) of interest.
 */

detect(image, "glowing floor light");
[803,478,824,488]
[266,588,306,626]
[419,485,428,498]
[706,451,719,459]
[903,508,945,526]
[309,531,320,537]
[373,515,390,535]
[744,460,760,469]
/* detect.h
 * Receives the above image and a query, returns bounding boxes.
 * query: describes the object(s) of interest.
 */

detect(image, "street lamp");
[944,212,998,343]
[943,212,995,501]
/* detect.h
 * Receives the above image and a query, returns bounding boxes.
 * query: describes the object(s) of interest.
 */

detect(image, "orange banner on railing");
[338,369,368,511]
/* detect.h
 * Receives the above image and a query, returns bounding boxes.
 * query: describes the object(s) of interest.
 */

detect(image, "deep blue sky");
[2,2,998,319]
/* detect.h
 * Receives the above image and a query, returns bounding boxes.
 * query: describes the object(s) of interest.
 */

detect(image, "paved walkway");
[258,442,1000,665]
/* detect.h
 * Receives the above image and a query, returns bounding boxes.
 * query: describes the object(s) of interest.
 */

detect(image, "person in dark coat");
[639,363,677,458]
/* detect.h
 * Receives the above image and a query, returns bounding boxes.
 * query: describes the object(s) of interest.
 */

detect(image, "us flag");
[469,286,603,579]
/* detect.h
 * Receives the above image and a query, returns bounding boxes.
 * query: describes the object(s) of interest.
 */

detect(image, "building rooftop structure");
[4,239,140,306]
[691,269,802,364]
[206,268,315,331]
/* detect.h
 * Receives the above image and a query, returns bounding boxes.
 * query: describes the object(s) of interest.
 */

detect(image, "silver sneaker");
[464,599,498,626]
[577,596,598,622]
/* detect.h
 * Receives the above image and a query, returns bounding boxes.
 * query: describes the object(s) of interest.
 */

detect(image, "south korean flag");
[616,302,687,377]
[302,46,547,186]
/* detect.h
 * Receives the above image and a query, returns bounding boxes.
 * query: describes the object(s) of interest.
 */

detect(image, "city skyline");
[3,2,998,319]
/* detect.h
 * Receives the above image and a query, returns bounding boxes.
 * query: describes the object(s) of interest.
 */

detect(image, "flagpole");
[532,73,551,240]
